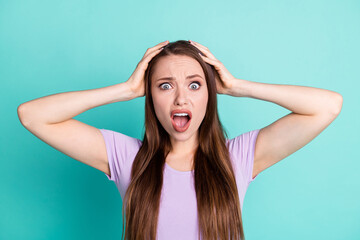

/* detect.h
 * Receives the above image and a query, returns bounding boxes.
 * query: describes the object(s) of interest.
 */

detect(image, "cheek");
[192,94,208,122]
[152,96,168,123]
[152,88,167,102]
[195,91,208,107]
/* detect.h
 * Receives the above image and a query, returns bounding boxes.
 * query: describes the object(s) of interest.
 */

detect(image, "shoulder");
[226,129,260,153]
[99,129,142,153]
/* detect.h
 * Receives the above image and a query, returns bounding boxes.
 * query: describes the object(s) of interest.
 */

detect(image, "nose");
[174,86,189,106]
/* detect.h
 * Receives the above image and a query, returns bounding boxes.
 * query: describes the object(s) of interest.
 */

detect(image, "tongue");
[173,116,189,128]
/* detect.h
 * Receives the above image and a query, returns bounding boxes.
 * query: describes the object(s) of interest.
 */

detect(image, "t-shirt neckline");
[165,162,194,174]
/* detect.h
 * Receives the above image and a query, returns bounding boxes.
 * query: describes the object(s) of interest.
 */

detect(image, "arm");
[188,40,343,179]
[17,82,136,175]
[191,41,343,178]
[17,40,168,177]
[18,82,135,126]
[226,79,343,179]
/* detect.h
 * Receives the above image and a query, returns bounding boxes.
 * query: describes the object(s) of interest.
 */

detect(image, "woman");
[17,40,343,240]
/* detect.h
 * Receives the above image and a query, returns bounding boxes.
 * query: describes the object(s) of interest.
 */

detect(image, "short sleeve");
[99,129,142,182]
[227,129,261,185]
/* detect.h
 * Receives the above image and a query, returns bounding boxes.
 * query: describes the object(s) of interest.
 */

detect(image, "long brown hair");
[122,40,245,240]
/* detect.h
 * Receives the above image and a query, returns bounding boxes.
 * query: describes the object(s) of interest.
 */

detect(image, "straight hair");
[121,40,246,240]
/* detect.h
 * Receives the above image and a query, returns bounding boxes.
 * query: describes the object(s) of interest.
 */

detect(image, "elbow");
[17,103,31,127]
[329,93,343,117]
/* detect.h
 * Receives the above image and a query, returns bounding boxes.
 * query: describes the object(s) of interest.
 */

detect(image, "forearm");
[18,82,135,126]
[226,79,343,116]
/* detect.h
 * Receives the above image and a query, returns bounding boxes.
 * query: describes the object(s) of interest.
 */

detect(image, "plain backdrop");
[1,0,358,239]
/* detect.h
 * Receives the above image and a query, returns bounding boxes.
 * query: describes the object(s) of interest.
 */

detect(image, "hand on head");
[126,40,169,98]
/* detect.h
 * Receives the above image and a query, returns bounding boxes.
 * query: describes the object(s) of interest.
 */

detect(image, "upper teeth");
[174,113,189,117]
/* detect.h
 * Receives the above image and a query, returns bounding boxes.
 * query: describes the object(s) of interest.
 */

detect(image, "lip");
[170,109,192,119]
[170,109,192,133]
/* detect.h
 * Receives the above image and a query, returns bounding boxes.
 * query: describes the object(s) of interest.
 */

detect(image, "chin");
[169,134,193,142]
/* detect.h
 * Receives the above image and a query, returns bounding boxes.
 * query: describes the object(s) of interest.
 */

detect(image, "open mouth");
[171,115,191,132]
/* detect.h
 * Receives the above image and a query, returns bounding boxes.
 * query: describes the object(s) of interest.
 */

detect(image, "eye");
[159,83,171,90]
[159,81,201,90]
[190,81,201,90]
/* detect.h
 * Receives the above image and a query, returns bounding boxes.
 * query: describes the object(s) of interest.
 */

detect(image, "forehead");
[152,55,204,80]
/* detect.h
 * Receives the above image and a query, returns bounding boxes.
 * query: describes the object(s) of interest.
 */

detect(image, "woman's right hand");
[126,40,169,98]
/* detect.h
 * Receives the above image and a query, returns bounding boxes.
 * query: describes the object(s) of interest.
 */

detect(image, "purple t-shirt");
[99,128,260,240]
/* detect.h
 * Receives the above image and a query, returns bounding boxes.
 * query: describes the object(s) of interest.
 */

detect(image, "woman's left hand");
[189,40,235,95]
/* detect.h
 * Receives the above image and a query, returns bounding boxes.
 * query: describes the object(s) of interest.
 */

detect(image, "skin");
[151,54,208,170]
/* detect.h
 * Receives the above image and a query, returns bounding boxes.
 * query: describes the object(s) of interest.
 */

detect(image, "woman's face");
[151,55,208,142]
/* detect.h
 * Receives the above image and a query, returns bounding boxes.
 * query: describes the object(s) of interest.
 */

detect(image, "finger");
[189,40,217,60]
[189,40,206,48]
[139,43,168,68]
[158,40,170,46]
[152,40,169,50]
[200,54,225,82]
[198,53,220,67]
[143,40,169,59]
[142,47,165,64]
[144,40,169,54]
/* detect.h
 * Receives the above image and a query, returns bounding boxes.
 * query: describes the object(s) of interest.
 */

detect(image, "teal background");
[1,0,358,239]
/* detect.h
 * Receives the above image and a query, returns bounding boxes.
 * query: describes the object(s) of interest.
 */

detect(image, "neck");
[169,131,199,156]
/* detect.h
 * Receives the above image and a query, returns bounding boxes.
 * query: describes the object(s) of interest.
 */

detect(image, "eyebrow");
[156,74,203,82]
